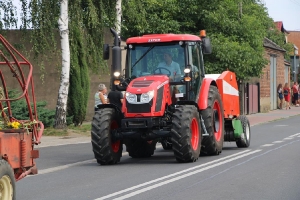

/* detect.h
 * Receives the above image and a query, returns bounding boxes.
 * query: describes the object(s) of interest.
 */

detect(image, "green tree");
[0,0,117,127]
[122,0,283,80]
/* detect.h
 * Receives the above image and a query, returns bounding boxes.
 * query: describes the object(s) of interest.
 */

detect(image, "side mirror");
[103,44,110,60]
[202,38,212,54]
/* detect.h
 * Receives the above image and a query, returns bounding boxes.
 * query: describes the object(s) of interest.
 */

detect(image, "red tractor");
[91,28,250,165]
[0,35,44,199]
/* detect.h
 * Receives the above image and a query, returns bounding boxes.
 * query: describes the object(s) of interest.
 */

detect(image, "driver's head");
[163,51,173,63]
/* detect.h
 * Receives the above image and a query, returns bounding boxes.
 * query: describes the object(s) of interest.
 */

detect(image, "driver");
[155,51,181,79]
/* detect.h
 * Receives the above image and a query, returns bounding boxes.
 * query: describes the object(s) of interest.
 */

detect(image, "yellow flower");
[11,121,21,129]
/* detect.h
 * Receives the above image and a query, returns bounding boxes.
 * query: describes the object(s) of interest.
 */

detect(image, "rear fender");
[197,78,217,110]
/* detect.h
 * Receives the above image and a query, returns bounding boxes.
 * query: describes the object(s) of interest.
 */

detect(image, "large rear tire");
[0,159,15,200]
[236,115,251,148]
[171,105,201,162]
[91,108,122,165]
[125,139,157,158]
[201,85,224,155]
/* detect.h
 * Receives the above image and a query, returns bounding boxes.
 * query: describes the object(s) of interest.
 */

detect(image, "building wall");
[259,47,287,112]
[1,29,113,121]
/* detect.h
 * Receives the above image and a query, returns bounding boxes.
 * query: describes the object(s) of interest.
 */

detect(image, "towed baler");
[91,28,250,165]
[0,35,44,200]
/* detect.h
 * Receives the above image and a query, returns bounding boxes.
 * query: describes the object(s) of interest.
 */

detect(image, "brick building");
[260,38,287,112]
[287,31,300,80]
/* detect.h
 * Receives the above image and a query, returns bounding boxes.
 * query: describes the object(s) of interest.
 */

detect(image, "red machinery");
[91,29,251,165]
[0,35,44,199]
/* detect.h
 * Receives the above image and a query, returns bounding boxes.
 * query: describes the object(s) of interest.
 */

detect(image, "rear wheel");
[171,105,201,162]
[125,139,157,158]
[201,86,224,155]
[0,159,15,200]
[236,115,251,148]
[91,108,122,165]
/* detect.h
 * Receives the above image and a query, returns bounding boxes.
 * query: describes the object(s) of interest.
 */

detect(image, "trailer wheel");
[125,139,157,158]
[201,85,224,155]
[171,105,201,162]
[0,159,15,200]
[91,108,122,165]
[236,115,251,148]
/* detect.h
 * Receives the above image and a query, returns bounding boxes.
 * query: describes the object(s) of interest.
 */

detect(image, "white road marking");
[28,151,129,177]
[274,125,288,127]
[261,144,274,147]
[272,141,283,144]
[95,149,260,200]
[36,141,90,148]
[284,137,293,140]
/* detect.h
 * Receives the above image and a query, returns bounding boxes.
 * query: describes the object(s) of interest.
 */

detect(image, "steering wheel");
[153,67,172,77]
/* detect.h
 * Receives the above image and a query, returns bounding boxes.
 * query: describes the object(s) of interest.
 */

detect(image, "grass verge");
[43,123,91,136]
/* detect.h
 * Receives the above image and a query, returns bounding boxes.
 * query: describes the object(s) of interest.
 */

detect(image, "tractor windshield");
[127,43,186,82]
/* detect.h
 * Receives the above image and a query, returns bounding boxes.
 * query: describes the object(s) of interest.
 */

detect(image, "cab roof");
[126,34,201,44]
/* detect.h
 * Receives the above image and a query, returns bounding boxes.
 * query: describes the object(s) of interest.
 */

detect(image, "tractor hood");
[126,75,170,94]
[122,75,172,117]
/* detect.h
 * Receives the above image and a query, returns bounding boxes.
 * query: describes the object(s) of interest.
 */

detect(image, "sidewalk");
[247,105,300,126]
[38,106,300,148]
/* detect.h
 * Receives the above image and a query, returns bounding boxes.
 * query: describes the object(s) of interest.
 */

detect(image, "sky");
[263,0,300,31]
[9,0,300,31]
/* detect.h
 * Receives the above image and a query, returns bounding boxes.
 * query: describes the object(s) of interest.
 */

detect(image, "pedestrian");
[283,82,291,110]
[277,83,283,109]
[292,82,299,106]
[107,90,124,110]
[94,83,108,111]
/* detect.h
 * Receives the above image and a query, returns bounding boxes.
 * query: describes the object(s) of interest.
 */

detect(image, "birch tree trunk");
[115,0,122,36]
[54,0,70,129]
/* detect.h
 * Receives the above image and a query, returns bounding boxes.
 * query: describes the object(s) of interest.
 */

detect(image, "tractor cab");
[104,29,212,104]
[125,41,201,102]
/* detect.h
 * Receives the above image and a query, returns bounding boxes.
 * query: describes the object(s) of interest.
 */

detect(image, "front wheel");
[91,108,123,165]
[171,105,201,162]
[0,159,15,200]
[236,115,251,148]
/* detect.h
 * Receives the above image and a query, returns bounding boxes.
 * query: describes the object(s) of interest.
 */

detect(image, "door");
[270,56,277,110]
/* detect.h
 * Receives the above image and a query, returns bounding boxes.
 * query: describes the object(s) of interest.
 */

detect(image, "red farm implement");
[0,34,44,200]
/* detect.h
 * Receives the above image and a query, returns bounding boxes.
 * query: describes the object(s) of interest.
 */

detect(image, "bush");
[4,90,56,128]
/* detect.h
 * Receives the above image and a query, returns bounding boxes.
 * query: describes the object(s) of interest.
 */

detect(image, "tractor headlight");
[141,90,154,103]
[126,92,137,103]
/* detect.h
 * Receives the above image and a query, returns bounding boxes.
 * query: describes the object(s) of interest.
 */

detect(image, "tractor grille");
[132,80,154,88]
[126,100,153,113]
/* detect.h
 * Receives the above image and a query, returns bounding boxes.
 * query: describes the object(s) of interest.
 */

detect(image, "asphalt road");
[17,116,300,200]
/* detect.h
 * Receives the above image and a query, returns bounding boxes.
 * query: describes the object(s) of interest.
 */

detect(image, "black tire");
[236,115,251,148]
[0,159,15,200]
[161,138,172,150]
[91,108,122,165]
[201,85,224,155]
[171,105,201,162]
[125,139,157,158]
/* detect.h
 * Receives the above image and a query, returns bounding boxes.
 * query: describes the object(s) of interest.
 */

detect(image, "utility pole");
[294,45,298,82]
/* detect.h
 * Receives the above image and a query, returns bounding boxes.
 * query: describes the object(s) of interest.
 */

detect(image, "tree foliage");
[0,0,117,126]
[122,0,290,80]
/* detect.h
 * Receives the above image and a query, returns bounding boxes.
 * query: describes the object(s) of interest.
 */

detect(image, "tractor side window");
[187,43,201,101]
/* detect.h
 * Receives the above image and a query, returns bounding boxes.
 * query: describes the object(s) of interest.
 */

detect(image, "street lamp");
[294,45,298,82]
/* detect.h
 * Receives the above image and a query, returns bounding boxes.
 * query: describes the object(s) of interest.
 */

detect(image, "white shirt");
[94,92,107,107]
[156,61,181,76]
